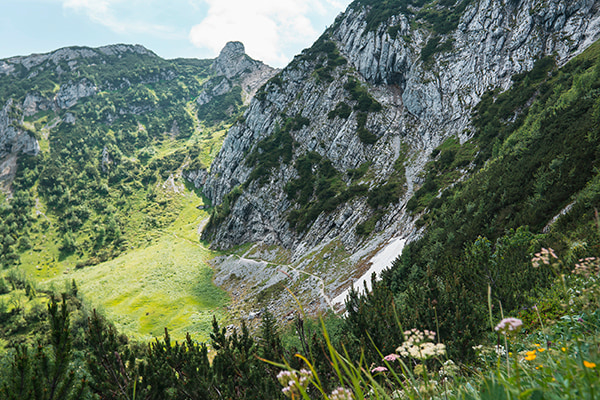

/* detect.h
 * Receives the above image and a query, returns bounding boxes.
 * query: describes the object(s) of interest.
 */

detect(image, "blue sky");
[0,0,353,68]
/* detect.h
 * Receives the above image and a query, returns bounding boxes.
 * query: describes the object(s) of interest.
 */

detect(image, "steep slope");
[199,0,600,314]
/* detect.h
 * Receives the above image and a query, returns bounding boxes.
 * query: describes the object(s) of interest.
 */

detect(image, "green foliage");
[356,151,407,235]
[204,185,243,236]
[406,135,477,214]
[356,112,378,144]
[344,275,405,363]
[473,56,556,163]
[344,78,382,113]
[285,152,353,232]
[0,46,249,270]
[298,34,347,82]
[350,39,600,361]
[328,102,352,120]
[421,36,454,62]
[0,295,87,400]
[351,0,472,34]
[197,85,246,124]
[351,0,422,31]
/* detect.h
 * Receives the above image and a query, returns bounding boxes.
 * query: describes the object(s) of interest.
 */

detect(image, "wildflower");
[277,369,312,397]
[494,318,523,334]
[384,353,401,362]
[329,387,354,400]
[397,329,446,360]
[584,360,597,369]
[524,350,537,361]
[532,248,559,268]
[414,364,426,375]
[494,345,506,356]
[371,366,388,373]
[561,347,567,352]
[537,348,545,352]
[572,257,600,278]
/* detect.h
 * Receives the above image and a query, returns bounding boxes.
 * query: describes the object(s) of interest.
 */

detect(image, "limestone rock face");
[197,41,279,107]
[54,79,98,109]
[213,41,255,79]
[202,0,600,276]
[0,100,40,193]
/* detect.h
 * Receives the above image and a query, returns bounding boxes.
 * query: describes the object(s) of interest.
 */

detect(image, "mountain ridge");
[197,0,600,315]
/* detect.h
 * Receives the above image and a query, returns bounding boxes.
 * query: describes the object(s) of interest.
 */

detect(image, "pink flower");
[495,317,523,334]
[371,366,388,373]
[384,353,401,362]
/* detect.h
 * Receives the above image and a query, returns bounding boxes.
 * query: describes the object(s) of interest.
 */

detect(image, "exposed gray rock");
[1,44,155,74]
[184,169,208,189]
[196,42,279,107]
[0,100,40,193]
[101,146,112,173]
[54,79,98,109]
[203,0,600,312]
[23,92,53,117]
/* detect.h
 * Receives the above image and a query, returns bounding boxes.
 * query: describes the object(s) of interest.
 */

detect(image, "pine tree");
[0,294,86,400]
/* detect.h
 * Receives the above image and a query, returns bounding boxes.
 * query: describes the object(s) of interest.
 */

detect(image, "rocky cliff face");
[0,100,40,193]
[201,0,600,311]
[196,41,278,107]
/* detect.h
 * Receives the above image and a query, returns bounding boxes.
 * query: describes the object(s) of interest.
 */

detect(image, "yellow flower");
[584,361,597,369]
[525,351,537,361]
[561,347,567,352]
[534,343,541,347]
[537,348,545,352]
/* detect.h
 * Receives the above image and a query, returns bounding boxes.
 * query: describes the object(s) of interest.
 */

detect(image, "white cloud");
[62,0,178,37]
[188,0,348,67]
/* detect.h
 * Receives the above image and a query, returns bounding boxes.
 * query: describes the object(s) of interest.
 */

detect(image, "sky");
[0,0,353,68]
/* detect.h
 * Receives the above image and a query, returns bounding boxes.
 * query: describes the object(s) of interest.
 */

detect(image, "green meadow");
[24,189,229,342]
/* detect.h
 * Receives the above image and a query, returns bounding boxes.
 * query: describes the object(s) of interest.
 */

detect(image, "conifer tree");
[0,294,86,400]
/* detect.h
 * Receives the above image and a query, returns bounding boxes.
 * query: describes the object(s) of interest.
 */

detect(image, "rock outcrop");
[197,41,278,106]
[201,0,600,310]
[0,100,40,193]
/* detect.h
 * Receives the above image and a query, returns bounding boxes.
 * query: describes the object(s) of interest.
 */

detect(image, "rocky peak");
[213,41,254,79]
[197,42,278,106]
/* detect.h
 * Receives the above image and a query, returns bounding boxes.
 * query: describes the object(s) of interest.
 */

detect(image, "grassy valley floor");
[20,189,229,342]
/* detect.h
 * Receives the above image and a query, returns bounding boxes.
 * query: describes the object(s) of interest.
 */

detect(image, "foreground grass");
[273,250,600,400]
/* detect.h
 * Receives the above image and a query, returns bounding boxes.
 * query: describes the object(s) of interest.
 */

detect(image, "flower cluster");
[531,248,558,268]
[495,317,523,335]
[329,387,354,400]
[384,353,401,362]
[396,329,446,360]
[524,350,537,361]
[371,366,388,373]
[277,369,312,397]
[572,257,600,278]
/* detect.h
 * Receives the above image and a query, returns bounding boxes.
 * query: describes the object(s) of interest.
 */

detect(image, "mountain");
[0,42,277,339]
[0,42,276,194]
[195,0,600,316]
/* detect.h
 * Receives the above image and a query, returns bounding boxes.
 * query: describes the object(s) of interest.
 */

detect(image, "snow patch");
[332,237,406,306]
